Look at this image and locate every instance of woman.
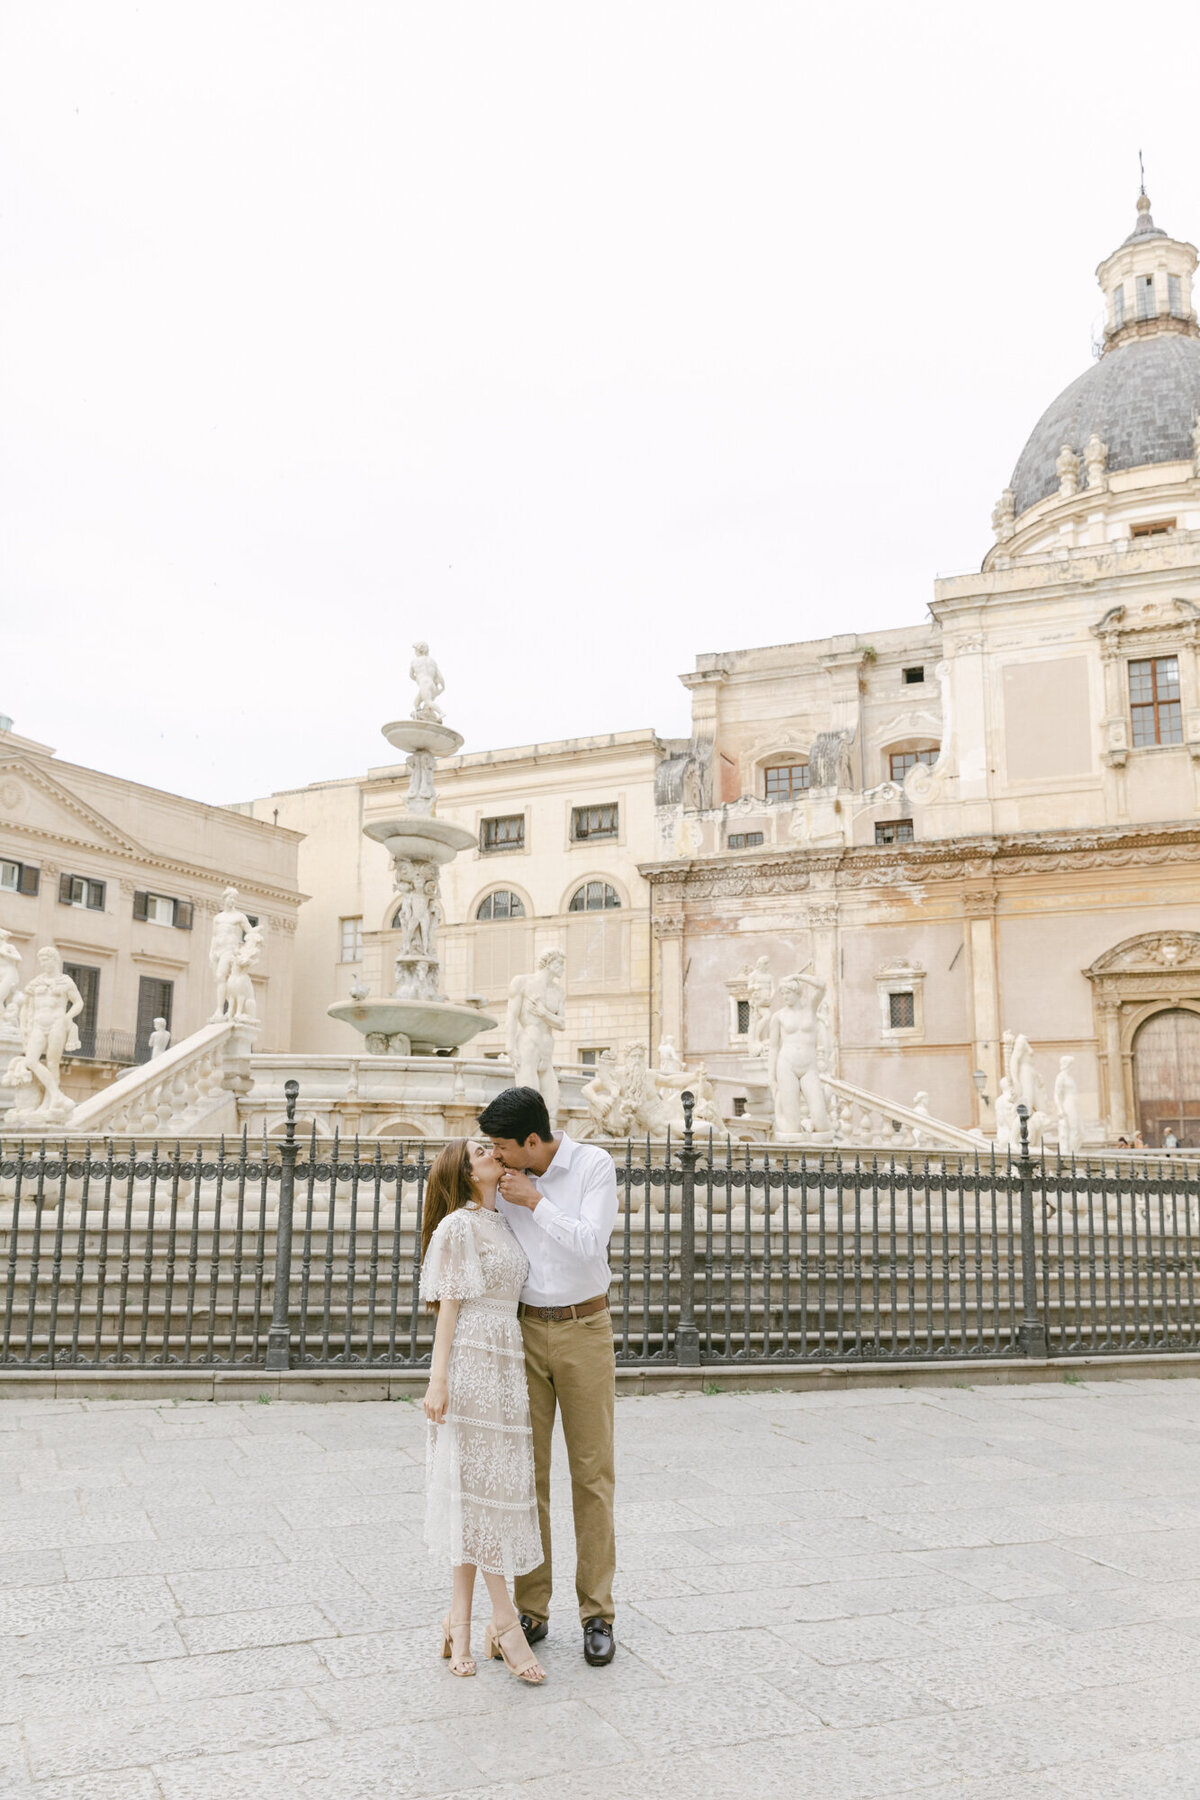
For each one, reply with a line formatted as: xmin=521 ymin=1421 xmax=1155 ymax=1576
xmin=420 ymin=1139 xmax=545 ymax=1684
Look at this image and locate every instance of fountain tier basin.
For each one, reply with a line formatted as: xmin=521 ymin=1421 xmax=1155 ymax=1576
xmin=381 ymin=719 xmax=464 ymax=758
xmin=362 ymin=817 xmax=476 ymax=866
xmin=327 ymin=997 xmax=498 ymax=1055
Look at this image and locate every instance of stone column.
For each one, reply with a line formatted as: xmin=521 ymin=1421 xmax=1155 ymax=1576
xmin=653 ymin=906 xmax=685 ymax=1058
xmin=805 ymin=900 xmax=840 ymax=1077
xmin=963 ymin=888 xmax=1000 ymax=1131
xmin=1096 ymin=994 xmax=1126 ymax=1138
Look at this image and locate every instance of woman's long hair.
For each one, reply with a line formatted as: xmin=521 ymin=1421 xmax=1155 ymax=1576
xmin=420 ymin=1139 xmax=478 ymax=1278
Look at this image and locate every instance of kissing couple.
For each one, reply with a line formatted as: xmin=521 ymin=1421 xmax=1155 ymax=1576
xmin=419 ymin=1085 xmax=619 ymax=1684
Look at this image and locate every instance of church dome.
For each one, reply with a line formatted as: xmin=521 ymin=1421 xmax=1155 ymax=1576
xmin=1010 ymin=333 xmax=1200 ymax=516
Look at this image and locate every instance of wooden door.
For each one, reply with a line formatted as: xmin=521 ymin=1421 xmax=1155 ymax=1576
xmin=1133 ymin=1009 xmax=1200 ymax=1147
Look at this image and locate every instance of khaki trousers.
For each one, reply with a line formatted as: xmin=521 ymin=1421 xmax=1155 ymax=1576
xmin=515 ymin=1308 xmax=616 ymax=1626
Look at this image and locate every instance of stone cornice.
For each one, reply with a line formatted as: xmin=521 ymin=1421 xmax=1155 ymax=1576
xmin=640 ymin=819 xmax=1200 ymax=900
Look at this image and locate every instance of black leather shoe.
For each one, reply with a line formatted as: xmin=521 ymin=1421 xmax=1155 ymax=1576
xmin=518 ymin=1613 xmax=548 ymax=1644
xmin=583 ymin=1617 xmax=615 ymax=1665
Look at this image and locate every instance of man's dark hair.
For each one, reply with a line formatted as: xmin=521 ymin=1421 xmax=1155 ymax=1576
xmin=478 ymin=1086 xmax=553 ymax=1143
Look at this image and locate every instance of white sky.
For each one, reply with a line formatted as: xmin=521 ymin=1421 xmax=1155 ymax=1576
xmin=3 ymin=1 xmax=1198 ymax=805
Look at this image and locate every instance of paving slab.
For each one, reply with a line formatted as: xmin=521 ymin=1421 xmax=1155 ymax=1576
xmin=0 ymin=1379 xmax=1194 ymax=1796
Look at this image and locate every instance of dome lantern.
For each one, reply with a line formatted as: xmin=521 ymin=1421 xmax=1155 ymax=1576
xmin=1096 ymin=190 xmax=1197 ymax=350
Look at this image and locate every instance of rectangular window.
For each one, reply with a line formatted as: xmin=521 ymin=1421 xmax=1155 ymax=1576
xmin=1169 ymin=273 xmax=1184 ymax=317
xmin=570 ymin=803 xmax=618 ymax=841
xmin=339 ymin=916 xmax=363 ymax=962
xmin=888 ymin=990 xmax=916 ymax=1030
xmin=732 ymin=1096 xmax=747 ymax=1118
xmin=1129 ymin=656 xmax=1183 ymax=747
xmin=133 ymin=891 xmax=193 ymax=929
xmin=134 ymin=976 xmax=173 ymax=1063
xmin=903 ymin=666 xmax=925 ymax=684
xmin=579 ymin=1047 xmax=609 ymax=1068
xmin=736 ymin=998 xmax=751 ymax=1035
xmin=62 ymin=962 xmax=100 ymax=1058
xmin=1130 ymin=519 xmax=1176 ymax=539
xmin=480 ymin=814 xmax=525 ymax=853
xmin=876 ymin=820 xmax=915 ymax=845
xmin=763 ymin=763 xmax=810 ymax=799
xmin=1113 ymin=284 xmax=1125 ymax=328
xmin=889 ymin=748 xmax=937 ymax=783
xmin=1137 ymin=273 xmax=1156 ymax=320
xmin=59 ymin=873 xmax=106 ymax=911
xmin=727 ymin=831 xmax=764 ymax=850
xmin=0 ymin=859 xmax=39 ymax=896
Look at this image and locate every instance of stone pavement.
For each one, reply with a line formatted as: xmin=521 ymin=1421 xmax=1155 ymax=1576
xmin=0 ymin=1379 xmax=1198 ymax=1798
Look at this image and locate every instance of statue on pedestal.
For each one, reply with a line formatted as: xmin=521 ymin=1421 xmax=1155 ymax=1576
xmin=148 ymin=1018 xmax=171 ymax=1060
xmin=209 ymin=887 xmax=257 ymax=1022
xmin=409 ymin=642 xmax=445 ymax=723
xmin=1055 ymin=1055 xmax=1083 ymax=1155
xmin=994 ymin=1075 xmax=1020 ymax=1151
xmin=767 ymin=968 xmax=830 ymax=1137
xmin=4 ymin=947 xmax=84 ymax=1124
xmin=582 ymin=1050 xmax=623 ymax=1136
xmin=506 ymin=950 xmax=567 ymax=1120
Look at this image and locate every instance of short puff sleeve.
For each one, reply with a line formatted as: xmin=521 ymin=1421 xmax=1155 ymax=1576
xmin=420 ymin=1209 xmax=487 ymax=1303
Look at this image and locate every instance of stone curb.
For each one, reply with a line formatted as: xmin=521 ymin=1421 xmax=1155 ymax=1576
xmin=0 ymin=1351 xmax=1196 ymax=1401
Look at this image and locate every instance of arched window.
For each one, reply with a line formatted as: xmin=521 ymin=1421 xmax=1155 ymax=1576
xmin=762 ymin=760 xmax=810 ymax=800
xmin=476 ymin=889 xmax=526 ymax=921
xmin=569 ymin=881 xmax=621 ymax=912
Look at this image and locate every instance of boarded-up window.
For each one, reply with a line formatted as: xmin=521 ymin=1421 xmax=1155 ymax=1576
xmin=1002 ymin=658 xmax=1093 ymax=782
xmin=472 ymin=924 xmax=533 ymax=1000
xmin=567 ymin=913 xmax=628 ymax=990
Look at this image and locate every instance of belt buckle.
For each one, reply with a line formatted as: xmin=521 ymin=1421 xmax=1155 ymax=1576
xmin=550 ymin=1305 xmax=569 ymax=1321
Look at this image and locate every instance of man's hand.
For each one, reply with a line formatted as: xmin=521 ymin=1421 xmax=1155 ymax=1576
xmin=498 ymin=1169 xmax=541 ymax=1211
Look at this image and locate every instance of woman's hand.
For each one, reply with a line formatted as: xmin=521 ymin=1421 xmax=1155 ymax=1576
xmin=424 ymin=1377 xmax=449 ymax=1424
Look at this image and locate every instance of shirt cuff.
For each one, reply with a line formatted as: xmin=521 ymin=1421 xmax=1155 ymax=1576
xmin=530 ymin=1193 xmax=561 ymax=1231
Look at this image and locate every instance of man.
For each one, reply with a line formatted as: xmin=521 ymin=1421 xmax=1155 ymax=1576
xmin=479 ymin=1084 xmax=618 ymax=1667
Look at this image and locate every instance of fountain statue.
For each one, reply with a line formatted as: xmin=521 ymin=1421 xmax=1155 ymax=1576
xmin=506 ymin=949 xmax=567 ymax=1121
xmin=209 ymin=888 xmax=259 ymax=1023
xmin=327 ymin=647 xmax=497 ymax=1056
xmin=1055 ymin=1055 xmax=1083 ymax=1155
xmin=3 ymin=947 xmax=84 ymax=1127
xmin=767 ymin=968 xmax=831 ymax=1139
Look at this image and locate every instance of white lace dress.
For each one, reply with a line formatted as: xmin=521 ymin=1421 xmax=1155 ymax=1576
xmin=420 ymin=1205 xmax=543 ymax=1578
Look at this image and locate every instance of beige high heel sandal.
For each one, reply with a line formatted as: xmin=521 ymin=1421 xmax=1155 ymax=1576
xmin=484 ymin=1615 xmax=546 ymax=1684
xmin=440 ymin=1612 xmax=476 ymax=1676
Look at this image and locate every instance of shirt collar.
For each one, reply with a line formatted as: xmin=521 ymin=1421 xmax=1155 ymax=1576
xmin=539 ymin=1131 xmax=575 ymax=1177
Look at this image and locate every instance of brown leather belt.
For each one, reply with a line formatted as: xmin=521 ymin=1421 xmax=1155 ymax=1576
xmin=518 ymin=1294 xmax=609 ymax=1322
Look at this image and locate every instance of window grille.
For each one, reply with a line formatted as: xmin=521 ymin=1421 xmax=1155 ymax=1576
xmin=889 ymin=991 xmax=915 ymax=1030
xmin=480 ymin=815 xmax=525 ymax=852
xmin=476 ymin=890 xmax=525 ymax=921
xmin=876 ymin=820 xmax=915 ymax=845
xmin=728 ymin=831 xmax=763 ymax=850
xmin=736 ymin=999 xmax=751 ymax=1035
xmin=570 ymin=804 xmax=618 ymax=841
xmin=568 ymin=881 xmax=621 ymax=912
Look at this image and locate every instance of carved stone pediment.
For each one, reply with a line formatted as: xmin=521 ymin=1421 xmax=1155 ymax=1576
xmin=1085 ymin=931 xmax=1200 ymax=978
xmin=1092 ymin=597 xmax=1199 ymax=650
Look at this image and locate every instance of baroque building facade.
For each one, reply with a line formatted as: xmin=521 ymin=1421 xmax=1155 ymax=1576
xmin=644 ymin=190 xmax=1200 ymax=1146
xmin=0 ymin=720 xmax=303 ymax=1100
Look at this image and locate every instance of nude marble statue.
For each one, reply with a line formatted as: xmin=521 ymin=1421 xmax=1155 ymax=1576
xmin=767 ymin=968 xmax=830 ymax=1137
xmin=506 ymin=950 xmax=567 ymax=1120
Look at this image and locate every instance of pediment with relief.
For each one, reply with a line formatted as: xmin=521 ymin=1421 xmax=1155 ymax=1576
xmin=1085 ymin=932 xmax=1200 ymax=978
xmin=0 ymin=757 xmax=149 ymax=859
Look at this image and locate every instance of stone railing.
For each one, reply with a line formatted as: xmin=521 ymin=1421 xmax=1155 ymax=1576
xmin=822 ymin=1076 xmax=985 ymax=1152
xmin=65 ymin=1021 xmax=257 ymax=1140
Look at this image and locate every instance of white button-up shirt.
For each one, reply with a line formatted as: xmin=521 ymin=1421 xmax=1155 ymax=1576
xmin=496 ymin=1132 xmax=619 ymax=1307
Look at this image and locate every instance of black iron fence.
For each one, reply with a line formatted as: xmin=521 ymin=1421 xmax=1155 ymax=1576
xmin=0 ymin=1082 xmax=1197 ymax=1371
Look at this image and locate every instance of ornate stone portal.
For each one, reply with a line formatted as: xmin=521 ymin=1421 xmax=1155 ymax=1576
xmin=327 ymin=650 xmax=497 ymax=1057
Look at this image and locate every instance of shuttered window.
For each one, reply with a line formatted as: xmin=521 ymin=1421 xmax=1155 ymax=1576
xmin=0 ymin=860 xmax=39 ymax=896
xmin=135 ymin=977 xmax=174 ymax=1063
xmin=59 ymin=873 xmax=106 ymax=910
xmin=133 ymin=891 xmax=193 ymax=929
xmin=62 ymin=963 xmax=100 ymax=1058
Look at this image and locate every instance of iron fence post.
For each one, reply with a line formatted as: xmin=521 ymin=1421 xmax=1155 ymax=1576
xmin=1016 ymin=1103 xmax=1047 ymax=1358
xmin=266 ymin=1080 xmax=299 ymax=1371
xmin=674 ymin=1091 xmax=701 ymax=1365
